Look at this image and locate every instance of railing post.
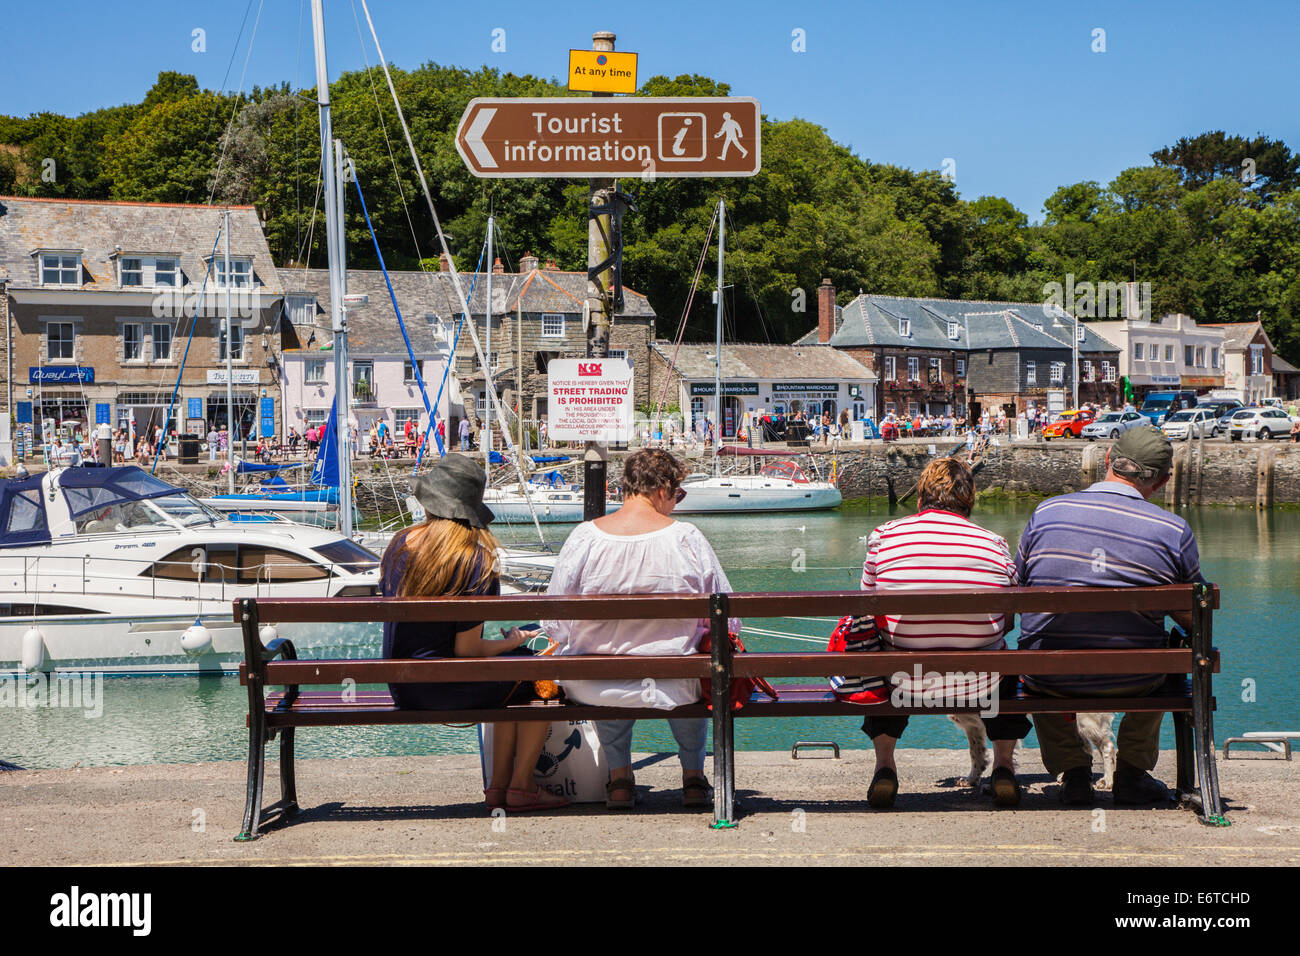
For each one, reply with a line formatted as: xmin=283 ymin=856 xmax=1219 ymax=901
xmin=709 ymin=591 xmax=736 ymax=828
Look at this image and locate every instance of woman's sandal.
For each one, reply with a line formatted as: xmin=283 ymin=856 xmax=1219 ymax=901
xmin=504 ymin=787 xmax=570 ymax=812
xmin=484 ymin=787 xmax=507 ymax=810
xmin=682 ymin=775 xmax=713 ymax=809
xmin=605 ymin=776 xmax=637 ymax=810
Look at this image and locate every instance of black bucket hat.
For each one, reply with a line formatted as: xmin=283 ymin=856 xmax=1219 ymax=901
xmin=411 ymin=454 xmax=495 ymax=529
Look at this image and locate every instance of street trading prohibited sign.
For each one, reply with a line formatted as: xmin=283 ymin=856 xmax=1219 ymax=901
xmin=548 ymin=358 xmax=634 ymax=442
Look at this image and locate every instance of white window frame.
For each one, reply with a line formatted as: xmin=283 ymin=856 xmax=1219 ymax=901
xmin=403 ymin=360 xmax=420 ymax=384
xmin=154 ymin=258 xmax=179 ymax=287
xmin=46 ymin=321 xmax=75 ymax=361
xmin=1083 ymin=361 xmax=1095 ymax=382
xmin=219 ymin=321 xmax=244 ymax=361
xmin=304 ymin=360 xmax=326 ymax=384
xmin=1250 ymin=346 xmax=1264 ymax=375
xmin=1134 ymin=342 xmax=1144 ymax=361
xmin=304 ymin=408 xmax=329 ymax=429
xmin=1050 ymin=361 xmax=1065 ymax=384
xmin=152 ymin=322 xmax=173 ymax=362
xmin=956 ymin=358 xmax=966 ymax=377
xmin=41 ymin=253 xmax=81 ymax=286
xmin=1212 ymin=347 xmax=1220 ymax=369
xmin=212 ymin=258 xmax=253 ymax=288
xmin=898 ymin=318 xmax=911 ymax=337
xmin=884 ymin=355 xmax=897 ymax=381
xmin=1076 ymin=324 xmax=1086 ymax=342
xmin=1025 ymin=360 xmax=1037 ymax=386
xmin=947 ymin=321 xmax=959 ymax=340
xmin=394 ymin=408 xmax=421 ymax=431
xmin=1164 ymin=344 xmax=1174 ymax=363
xmin=1102 ymin=361 xmax=1116 ymax=383
xmin=120 ymin=257 xmax=144 ymax=287
xmin=1185 ymin=345 xmax=1195 ymax=367
xmin=907 ymin=356 xmax=920 ymax=381
xmin=1195 ymin=346 xmax=1205 ymax=368
xmin=542 ymin=313 xmax=565 ymax=338
xmin=352 ymin=360 xmax=374 ymax=401
xmin=123 ymin=323 xmax=144 ymax=362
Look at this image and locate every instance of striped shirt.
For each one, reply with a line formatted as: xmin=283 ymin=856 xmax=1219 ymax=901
xmin=862 ymin=509 xmax=1017 ymax=699
xmin=1014 ymin=480 xmax=1204 ymax=695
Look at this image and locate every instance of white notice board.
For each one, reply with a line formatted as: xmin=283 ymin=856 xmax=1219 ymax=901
xmin=547 ymin=358 xmax=633 ymax=442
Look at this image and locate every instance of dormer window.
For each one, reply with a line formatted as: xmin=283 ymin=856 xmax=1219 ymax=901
xmin=1076 ymin=324 xmax=1086 ymax=342
xmin=121 ymin=258 xmax=144 ymax=287
xmin=154 ymin=259 xmax=179 ymax=287
xmin=947 ymin=321 xmax=959 ymax=340
xmin=40 ymin=253 xmax=81 ymax=286
xmin=211 ymin=258 xmax=253 ymax=288
xmin=898 ymin=318 xmax=910 ymax=337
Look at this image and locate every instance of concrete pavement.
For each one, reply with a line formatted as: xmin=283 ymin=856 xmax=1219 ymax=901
xmin=3 ymin=749 xmax=1297 ymax=866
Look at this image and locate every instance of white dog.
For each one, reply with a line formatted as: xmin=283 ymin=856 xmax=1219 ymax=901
xmin=951 ymin=713 xmax=1116 ymax=790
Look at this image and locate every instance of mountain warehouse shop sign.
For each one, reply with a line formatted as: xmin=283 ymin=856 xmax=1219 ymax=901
xmin=548 ymin=358 xmax=633 ymax=443
xmin=30 ymin=366 xmax=94 ymax=384
xmin=771 ymin=382 xmax=840 ymax=395
xmin=689 ymin=381 xmax=759 ymax=396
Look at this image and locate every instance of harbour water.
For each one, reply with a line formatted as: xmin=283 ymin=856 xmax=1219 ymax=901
xmin=5 ymin=501 xmax=1297 ymax=770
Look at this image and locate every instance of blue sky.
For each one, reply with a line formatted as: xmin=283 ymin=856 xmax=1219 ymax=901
xmin=3 ymin=0 xmax=1297 ymax=221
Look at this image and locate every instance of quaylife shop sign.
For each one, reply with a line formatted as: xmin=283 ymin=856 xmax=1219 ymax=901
xmin=685 ymin=379 xmax=848 ymax=434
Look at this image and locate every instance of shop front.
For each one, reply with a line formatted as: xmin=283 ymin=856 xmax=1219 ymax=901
xmin=686 ymin=381 xmax=759 ymax=439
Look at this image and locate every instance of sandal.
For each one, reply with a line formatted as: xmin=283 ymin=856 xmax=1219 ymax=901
xmin=504 ymin=786 xmax=570 ymax=812
xmin=867 ymin=766 xmax=898 ymax=809
xmin=605 ymin=776 xmax=637 ymax=810
xmin=484 ymin=787 xmax=507 ymax=810
xmin=682 ymin=775 xmax=712 ymax=809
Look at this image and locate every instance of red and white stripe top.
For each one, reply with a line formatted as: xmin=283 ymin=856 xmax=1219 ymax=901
xmin=861 ymin=509 xmax=1017 ymax=698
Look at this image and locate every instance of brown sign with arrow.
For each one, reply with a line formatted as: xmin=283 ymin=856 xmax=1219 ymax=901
xmin=455 ymin=96 xmax=760 ymax=179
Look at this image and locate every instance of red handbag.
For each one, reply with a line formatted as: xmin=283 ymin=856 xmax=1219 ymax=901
xmin=698 ymin=631 xmax=779 ymax=711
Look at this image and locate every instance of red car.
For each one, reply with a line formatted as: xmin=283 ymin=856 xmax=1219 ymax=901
xmin=1041 ymin=409 xmax=1095 ymax=440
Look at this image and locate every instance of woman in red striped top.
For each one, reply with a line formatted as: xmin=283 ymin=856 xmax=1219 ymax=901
xmin=859 ymin=458 xmax=1031 ymax=808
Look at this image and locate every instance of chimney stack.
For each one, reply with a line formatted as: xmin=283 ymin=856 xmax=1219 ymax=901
xmin=438 ymin=252 xmax=451 ymax=272
xmin=520 ymin=251 xmax=539 ymax=272
xmin=544 ymin=258 xmax=559 ymax=271
xmin=817 ymin=278 xmax=836 ymax=344
xmin=492 ymin=257 xmax=505 ymax=274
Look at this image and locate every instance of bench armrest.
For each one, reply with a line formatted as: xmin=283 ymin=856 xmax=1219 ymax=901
xmin=261 ymin=638 xmax=298 ymax=663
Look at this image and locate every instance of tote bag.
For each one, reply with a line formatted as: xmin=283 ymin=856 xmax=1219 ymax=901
xmin=479 ymin=719 xmax=608 ymax=803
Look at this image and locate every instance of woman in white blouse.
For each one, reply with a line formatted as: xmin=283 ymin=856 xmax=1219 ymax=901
xmin=542 ymin=449 xmax=738 ymax=810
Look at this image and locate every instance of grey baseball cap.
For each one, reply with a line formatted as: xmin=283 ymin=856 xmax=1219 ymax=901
xmin=1111 ymin=425 xmax=1173 ymax=477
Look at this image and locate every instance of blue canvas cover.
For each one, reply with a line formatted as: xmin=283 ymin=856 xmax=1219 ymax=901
xmin=0 ymin=473 xmax=51 ymax=547
xmin=310 ymin=403 xmax=340 ymax=489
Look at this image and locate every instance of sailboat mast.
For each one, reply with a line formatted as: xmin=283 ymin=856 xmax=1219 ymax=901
xmin=485 ymin=214 xmax=494 ymax=466
xmin=310 ymin=0 xmax=353 ymax=537
xmin=714 ymin=199 xmax=725 ymax=475
xmin=223 ymin=209 xmax=235 ymax=494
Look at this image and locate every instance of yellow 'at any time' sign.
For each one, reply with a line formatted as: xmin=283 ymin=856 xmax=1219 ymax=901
xmin=568 ymin=50 xmax=638 ymax=94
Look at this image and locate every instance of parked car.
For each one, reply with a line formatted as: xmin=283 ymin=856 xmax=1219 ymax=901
xmin=1137 ymin=390 xmax=1199 ymax=426
xmin=1041 ymin=408 xmax=1096 ymax=440
xmin=1081 ymin=410 xmax=1146 ymax=440
xmin=1227 ymin=406 xmax=1292 ymax=441
xmin=1161 ymin=408 xmax=1216 ymax=441
xmin=1199 ymin=399 xmax=1243 ymax=432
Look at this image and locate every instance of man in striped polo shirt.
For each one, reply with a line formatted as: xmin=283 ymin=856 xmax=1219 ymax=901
xmin=1015 ymin=425 xmax=1203 ymax=806
xmin=860 ymin=458 xmax=1031 ymax=808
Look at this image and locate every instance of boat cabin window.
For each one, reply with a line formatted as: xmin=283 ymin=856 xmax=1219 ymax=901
xmin=5 ymin=489 xmax=47 ymax=535
xmin=76 ymin=500 xmax=167 ymax=534
xmin=147 ymin=544 xmax=330 ymax=582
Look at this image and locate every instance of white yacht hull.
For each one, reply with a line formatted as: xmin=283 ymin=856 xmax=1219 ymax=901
xmin=674 ymin=478 xmax=842 ymax=513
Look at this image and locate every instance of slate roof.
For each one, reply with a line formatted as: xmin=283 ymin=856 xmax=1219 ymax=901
xmin=651 ymin=342 xmax=877 ymax=381
xmin=1272 ymin=355 xmax=1298 ymax=374
xmin=795 ymin=294 xmax=1120 ymax=354
xmin=0 ymin=195 xmax=281 ymax=295
xmin=283 ymin=266 xmax=655 ymax=355
xmin=1200 ymin=322 xmax=1273 ymax=352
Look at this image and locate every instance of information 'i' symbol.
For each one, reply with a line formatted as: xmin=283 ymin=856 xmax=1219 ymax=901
xmin=672 ymin=117 xmax=693 ymax=156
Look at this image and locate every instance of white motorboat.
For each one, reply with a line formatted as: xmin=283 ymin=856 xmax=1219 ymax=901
xmin=675 ymin=452 xmax=842 ymax=514
xmin=483 ymin=477 xmax=622 ymax=524
xmin=0 ymin=465 xmax=385 ymax=676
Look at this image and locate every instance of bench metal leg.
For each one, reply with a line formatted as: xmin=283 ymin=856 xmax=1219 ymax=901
xmin=1173 ymin=711 xmax=1195 ymax=797
xmin=279 ymin=727 xmax=299 ymax=817
xmin=1190 ymin=583 xmax=1227 ymax=826
xmin=709 ymin=593 xmax=737 ymax=829
xmin=236 ymin=718 xmax=267 ymax=842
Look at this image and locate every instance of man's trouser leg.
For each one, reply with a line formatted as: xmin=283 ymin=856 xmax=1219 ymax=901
xmin=1032 ymin=713 xmax=1093 ymax=776
xmin=1115 ymin=711 xmax=1163 ymax=772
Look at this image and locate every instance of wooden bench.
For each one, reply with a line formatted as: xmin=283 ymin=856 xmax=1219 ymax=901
xmin=234 ymin=583 xmax=1223 ymax=840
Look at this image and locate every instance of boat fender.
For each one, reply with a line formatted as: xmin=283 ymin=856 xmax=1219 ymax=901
xmin=21 ymin=627 xmax=46 ymax=673
xmin=259 ymin=624 xmax=279 ymax=646
xmin=180 ymin=622 xmax=213 ymax=655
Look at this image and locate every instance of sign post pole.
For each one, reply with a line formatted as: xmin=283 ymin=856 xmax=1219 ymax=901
xmin=584 ymin=30 xmax=616 ymax=521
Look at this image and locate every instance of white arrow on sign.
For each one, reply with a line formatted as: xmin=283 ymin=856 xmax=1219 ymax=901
xmin=465 ymin=107 xmax=497 ymax=169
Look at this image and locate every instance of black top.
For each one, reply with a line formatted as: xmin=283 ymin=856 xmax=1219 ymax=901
xmin=379 ymin=526 xmax=499 ymax=661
